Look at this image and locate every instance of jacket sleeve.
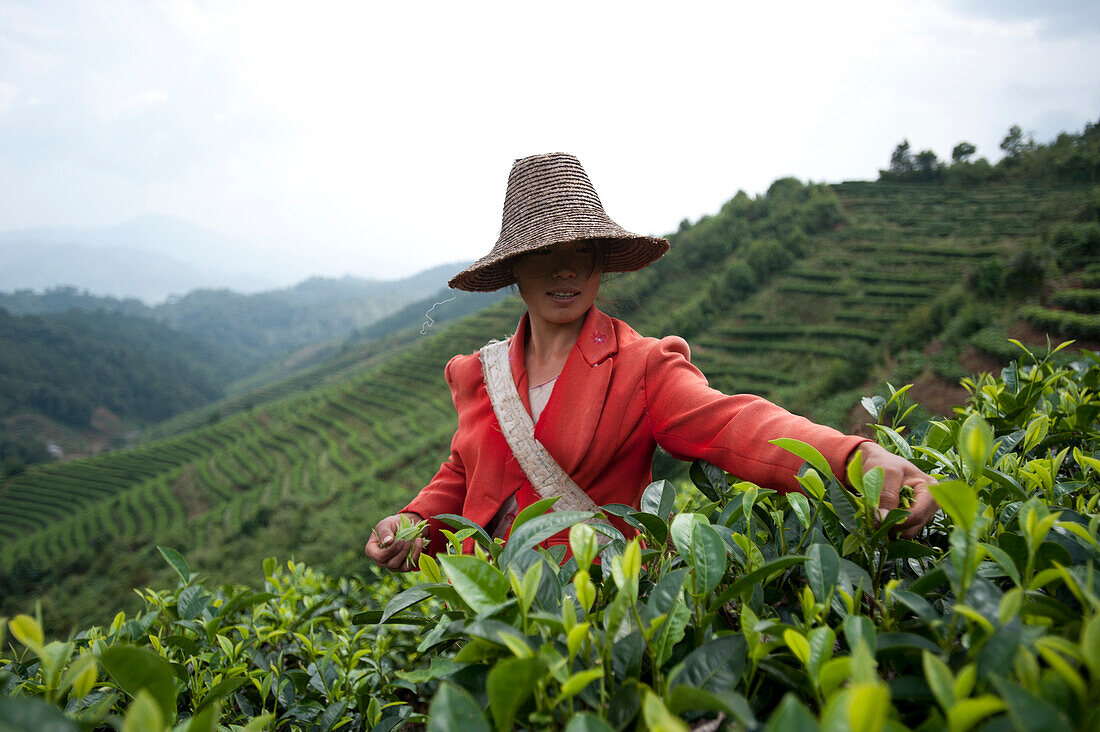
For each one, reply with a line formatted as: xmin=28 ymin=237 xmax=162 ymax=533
xmin=643 ymin=336 xmax=868 ymax=493
xmin=401 ymin=356 xmax=469 ymax=552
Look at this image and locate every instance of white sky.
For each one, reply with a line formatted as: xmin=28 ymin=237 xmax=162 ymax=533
xmin=1 ymin=0 xmax=1098 ymax=282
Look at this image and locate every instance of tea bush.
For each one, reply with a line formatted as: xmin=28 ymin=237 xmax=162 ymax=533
xmin=3 ymin=342 xmax=1099 ymax=730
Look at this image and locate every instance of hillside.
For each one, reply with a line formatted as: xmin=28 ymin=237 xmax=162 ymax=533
xmin=2 ymin=169 xmax=1095 ymax=630
xmin=0 ymin=264 xmax=474 ymax=465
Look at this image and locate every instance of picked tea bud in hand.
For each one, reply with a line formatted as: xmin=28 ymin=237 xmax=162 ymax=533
xmin=391 ymin=514 xmax=429 ymax=545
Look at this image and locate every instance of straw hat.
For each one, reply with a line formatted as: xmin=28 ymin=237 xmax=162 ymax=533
xmin=449 ymin=153 xmax=670 ymax=292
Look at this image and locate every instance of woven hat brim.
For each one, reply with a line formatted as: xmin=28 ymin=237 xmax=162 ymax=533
xmin=448 ymin=232 xmax=669 ymax=292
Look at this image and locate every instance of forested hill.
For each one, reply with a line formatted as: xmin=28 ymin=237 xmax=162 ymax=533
xmin=2 ymin=121 xmax=1098 ymax=631
xmin=0 ymin=263 xmax=469 ymax=372
xmin=0 ymin=309 xmax=235 ymax=449
xmin=0 ymin=264 xmax=471 ymax=463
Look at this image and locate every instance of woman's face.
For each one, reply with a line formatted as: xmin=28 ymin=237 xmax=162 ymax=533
xmin=512 ymin=240 xmax=602 ymax=327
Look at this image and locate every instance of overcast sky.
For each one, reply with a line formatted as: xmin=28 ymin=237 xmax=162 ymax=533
xmin=1 ymin=0 xmax=1098 ymax=283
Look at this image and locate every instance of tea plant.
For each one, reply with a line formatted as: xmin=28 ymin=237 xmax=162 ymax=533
xmin=2 ymin=343 xmax=1098 ymax=730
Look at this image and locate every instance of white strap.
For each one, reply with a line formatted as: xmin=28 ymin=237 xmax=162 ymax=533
xmin=480 ymin=339 xmax=602 ymax=515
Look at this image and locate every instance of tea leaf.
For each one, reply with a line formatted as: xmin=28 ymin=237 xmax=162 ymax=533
xmin=929 ymin=480 xmax=977 ymax=534
xmin=437 ymin=555 xmax=509 ymax=614
xmin=641 ymin=479 xmax=677 ymax=519
xmin=689 ymin=521 xmax=727 ymax=594
xmin=428 ymin=683 xmax=490 ymax=732
xmin=564 ymin=713 xmax=615 ymax=732
xmin=157 ymin=546 xmax=190 ymax=584
xmin=690 ymin=460 xmax=728 ymax=501
xmin=487 ymin=656 xmax=540 ymax=731
xmin=100 ymin=646 xmax=178 ymax=725
xmin=121 ymin=690 xmax=163 ymax=732
xmin=958 ymin=413 xmax=994 ymax=478
xmin=765 ymin=693 xmax=821 ymax=731
xmin=846 ymin=682 xmax=890 ymax=732
xmin=806 ymin=543 xmax=840 ymax=603
xmin=497 ymin=510 xmax=593 ymax=571
xmin=670 ymin=635 xmax=747 ymax=692
xmin=556 ymin=668 xmax=603 ymax=704
xmin=772 ymin=438 xmax=834 ymax=482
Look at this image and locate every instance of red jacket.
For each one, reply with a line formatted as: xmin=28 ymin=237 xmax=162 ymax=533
xmin=403 ymin=306 xmax=867 ymax=553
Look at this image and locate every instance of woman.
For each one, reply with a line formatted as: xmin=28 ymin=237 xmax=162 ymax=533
xmin=366 ymin=153 xmax=937 ymax=571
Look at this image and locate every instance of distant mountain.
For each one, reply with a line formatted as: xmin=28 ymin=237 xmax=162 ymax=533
xmin=0 ymin=240 xmax=248 ymax=304
xmin=0 ymin=215 xmax=282 ymax=301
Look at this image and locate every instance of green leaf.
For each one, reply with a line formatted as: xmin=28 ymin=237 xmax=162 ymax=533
xmin=765 ymin=693 xmax=821 ymax=732
xmin=630 ymin=511 xmax=669 ymax=545
xmin=434 ymin=514 xmax=495 ymax=550
xmin=667 ymin=686 xmax=756 ymax=726
xmin=381 ymin=586 xmax=434 ymax=623
xmin=8 ymin=614 xmax=44 ymax=655
xmin=642 ymin=690 xmax=689 ymax=732
xmin=846 ymin=447 xmax=865 ymax=495
xmin=397 ymin=657 xmax=467 ymax=684
xmin=318 ymin=702 xmax=349 ymax=732
xmin=788 ymin=492 xmax=812 ymax=529
xmin=511 ymin=496 xmax=560 ymax=534
xmin=922 ymin=651 xmax=955 ymax=711
xmin=438 ymin=555 xmax=509 ymax=614
xmin=179 ymin=700 xmax=219 ymax=732
xmin=826 ymin=476 xmax=859 ymax=532
xmin=496 ymin=510 xmax=593 ymax=571
xmin=719 ymin=556 xmax=808 ymax=600
xmin=979 ymin=542 xmax=1021 ymax=586
xmin=928 ymin=479 xmax=977 ymax=534
xmin=807 ymin=626 xmax=835 ymax=681
xmin=238 ymin=714 xmax=276 ymax=732
xmin=640 ymin=479 xmax=677 ymax=519
xmin=0 ymin=696 xmax=80 ymax=732
xmin=123 ymin=690 xmax=164 ymax=732
xmin=195 ymin=676 xmax=248 ymax=713
xmin=428 ymin=683 xmax=490 ymax=732
xmin=690 ymin=460 xmax=728 ymax=501
xmin=689 ymin=521 xmax=728 ymax=594
xmin=488 ymin=658 xmax=539 ymax=729
xmin=784 ymin=629 xmax=811 ymax=666
xmin=670 ymin=635 xmax=747 ymax=692
xmin=564 ymin=713 xmax=614 ymax=732
xmin=157 ymin=546 xmax=190 ymax=584
xmin=63 ymin=654 xmax=98 ymax=699
xmin=862 ymin=466 xmax=884 ymax=515
xmin=101 ymin=646 xmax=178 ymax=725
xmin=651 ymin=598 xmax=691 ymax=669
xmin=1082 ymin=614 xmax=1100 ymax=679
xmin=948 ymin=695 xmax=1006 ymax=732
xmin=669 ymin=512 xmax=703 ymax=558
xmin=846 ymin=682 xmax=890 ymax=732
xmin=990 ymin=675 xmax=1071 ymax=731
xmin=556 ymin=668 xmax=604 ymax=704
xmin=772 ymin=438 xmax=834 ymax=482
xmin=843 ymin=616 xmax=877 ymax=656
xmin=958 ymin=413 xmax=994 ymax=477
xmin=806 ymin=543 xmax=840 ymax=603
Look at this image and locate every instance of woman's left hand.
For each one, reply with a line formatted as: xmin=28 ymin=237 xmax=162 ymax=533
xmin=849 ymin=442 xmax=938 ymax=539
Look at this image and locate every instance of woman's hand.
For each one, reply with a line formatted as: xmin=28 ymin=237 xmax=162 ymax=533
xmin=850 ymin=442 xmax=938 ymax=539
xmin=365 ymin=513 xmax=427 ymax=572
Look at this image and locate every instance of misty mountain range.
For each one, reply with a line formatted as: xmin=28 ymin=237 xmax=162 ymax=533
xmin=0 ymin=215 xmax=386 ymax=302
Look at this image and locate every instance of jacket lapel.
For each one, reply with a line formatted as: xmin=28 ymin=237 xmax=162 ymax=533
xmin=533 ymin=306 xmax=617 ymax=477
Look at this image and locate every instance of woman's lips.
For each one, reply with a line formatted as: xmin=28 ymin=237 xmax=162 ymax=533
xmin=547 ymin=290 xmax=580 ymax=301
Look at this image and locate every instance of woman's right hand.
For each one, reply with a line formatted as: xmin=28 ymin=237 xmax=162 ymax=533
xmin=365 ymin=513 xmax=426 ymax=572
